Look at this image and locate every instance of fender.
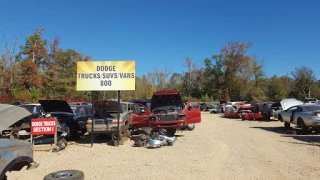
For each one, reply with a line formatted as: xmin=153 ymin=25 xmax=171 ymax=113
xmin=0 ymin=156 xmax=34 ymax=179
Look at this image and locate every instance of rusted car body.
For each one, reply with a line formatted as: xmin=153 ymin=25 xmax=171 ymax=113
xmin=0 ymin=104 xmax=39 ymax=179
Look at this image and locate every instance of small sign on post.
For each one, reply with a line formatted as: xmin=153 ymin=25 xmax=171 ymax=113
xmin=31 ymin=118 xmax=57 ymax=135
xmin=31 ymin=118 xmax=58 ymax=148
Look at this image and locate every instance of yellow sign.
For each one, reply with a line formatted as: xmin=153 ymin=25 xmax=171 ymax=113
xmin=76 ymin=61 xmax=136 ymax=91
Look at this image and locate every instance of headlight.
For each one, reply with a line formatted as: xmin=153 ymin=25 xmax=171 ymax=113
xmin=179 ymin=115 xmax=186 ymax=120
xmin=45 ymin=113 xmax=51 ymax=118
xmin=149 ymin=117 xmax=156 ymax=121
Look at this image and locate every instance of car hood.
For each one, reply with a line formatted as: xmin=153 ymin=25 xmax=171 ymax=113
xmin=93 ymin=100 xmax=123 ymax=113
xmin=39 ymin=100 xmax=73 ymax=114
xmin=238 ymin=106 xmax=254 ymax=110
xmin=280 ymin=98 xmax=303 ymax=110
xmin=0 ymin=104 xmax=32 ymax=132
xmin=151 ymin=90 xmax=183 ymax=111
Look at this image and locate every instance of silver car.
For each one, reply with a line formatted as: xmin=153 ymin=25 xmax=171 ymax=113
xmin=278 ymin=104 xmax=320 ymax=130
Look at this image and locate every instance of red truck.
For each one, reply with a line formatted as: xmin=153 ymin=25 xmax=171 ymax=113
xmin=130 ymin=90 xmax=201 ymax=136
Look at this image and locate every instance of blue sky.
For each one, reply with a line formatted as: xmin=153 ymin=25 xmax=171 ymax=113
xmin=1 ymin=0 xmax=319 ymax=79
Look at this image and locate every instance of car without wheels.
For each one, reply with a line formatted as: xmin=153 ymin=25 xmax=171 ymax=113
xmin=0 ymin=104 xmax=39 ymax=180
xmin=86 ymin=100 xmax=134 ymax=141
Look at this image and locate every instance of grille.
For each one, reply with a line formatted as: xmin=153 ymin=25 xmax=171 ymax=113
xmin=156 ymin=114 xmax=178 ymax=121
xmin=93 ymin=119 xmax=111 ymax=125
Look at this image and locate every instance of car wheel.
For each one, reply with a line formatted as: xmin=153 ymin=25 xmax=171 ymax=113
xmin=284 ymin=122 xmax=290 ymax=129
xmin=241 ymin=114 xmax=245 ymax=121
xmin=186 ymin=123 xmax=195 ymax=131
xmin=2 ymin=174 xmax=7 ymax=180
xmin=43 ymin=170 xmax=84 ymax=180
xmin=53 ymin=137 xmax=68 ymax=152
xmin=298 ymin=119 xmax=308 ymax=131
xmin=111 ymin=133 xmax=122 ymax=141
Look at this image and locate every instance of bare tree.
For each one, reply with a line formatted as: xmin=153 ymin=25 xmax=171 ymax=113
xmin=0 ymin=36 xmax=19 ymax=88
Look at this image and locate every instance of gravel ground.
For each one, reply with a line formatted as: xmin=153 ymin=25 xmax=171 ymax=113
xmin=7 ymin=112 xmax=320 ymax=180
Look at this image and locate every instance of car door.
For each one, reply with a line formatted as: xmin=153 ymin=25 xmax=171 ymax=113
xmin=136 ymin=103 xmax=152 ymax=125
xmin=282 ymin=106 xmax=297 ymax=122
xmin=184 ymin=98 xmax=201 ymax=124
xmin=131 ymin=104 xmax=142 ymax=127
xmin=291 ymin=106 xmax=303 ymax=124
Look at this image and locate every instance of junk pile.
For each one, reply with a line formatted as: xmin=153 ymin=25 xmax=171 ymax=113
xmin=130 ymin=128 xmax=177 ymax=148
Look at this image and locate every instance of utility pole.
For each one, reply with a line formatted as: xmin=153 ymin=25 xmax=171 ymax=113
xmin=308 ymin=87 xmax=311 ymax=98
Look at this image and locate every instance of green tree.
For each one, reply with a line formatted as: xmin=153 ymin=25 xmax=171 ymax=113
xmin=266 ymin=75 xmax=288 ymax=101
xmin=290 ymin=66 xmax=317 ymax=100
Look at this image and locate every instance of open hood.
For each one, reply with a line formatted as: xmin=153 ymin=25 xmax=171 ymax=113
xmin=280 ymin=98 xmax=303 ymax=110
xmin=151 ymin=90 xmax=183 ymax=111
xmin=0 ymin=104 xmax=31 ymax=132
xmin=238 ymin=106 xmax=254 ymax=110
xmin=39 ymin=100 xmax=73 ymax=114
xmin=93 ymin=100 xmax=123 ymax=113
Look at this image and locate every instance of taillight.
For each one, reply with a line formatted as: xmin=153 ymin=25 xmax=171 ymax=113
xmin=112 ymin=121 xmax=123 ymax=124
xmin=312 ymin=112 xmax=320 ymax=117
xmin=87 ymin=119 xmax=92 ymax=125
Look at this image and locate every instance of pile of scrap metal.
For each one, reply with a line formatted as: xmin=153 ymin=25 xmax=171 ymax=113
xmin=130 ymin=128 xmax=177 ymax=148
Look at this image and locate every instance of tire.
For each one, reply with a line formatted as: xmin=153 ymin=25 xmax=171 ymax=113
xmin=241 ymin=114 xmax=245 ymax=121
xmin=111 ymin=133 xmax=122 ymax=141
xmin=284 ymin=122 xmax=290 ymax=129
xmin=186 ymin=123 xmax=195 ymax=131
xmin=53 ymin=137 xmax=68 ymax=152
xmin=43 ymin=170 xmax=84 ymax=180
xmin=298 ymin=119 xmax=308 ymax=131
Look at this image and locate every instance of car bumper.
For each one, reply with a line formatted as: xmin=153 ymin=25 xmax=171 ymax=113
xmin=26 ymin=162 xmax=40 ymax=170
xmin=149 ymin=120 xmax=186 ymax=129
xmin=86 ymin=124 xmax=126 ymax=133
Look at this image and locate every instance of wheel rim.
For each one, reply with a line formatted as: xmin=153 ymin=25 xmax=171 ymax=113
xmin=188 ymin=124 xmax=195 ymax=128
xmin=112 ymin=133 xmax=121 ymax=140
xmin=53 ymin=173 xmax=73 ymax=178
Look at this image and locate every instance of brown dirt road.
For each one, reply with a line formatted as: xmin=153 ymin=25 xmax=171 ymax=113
xmin=8 ymin=112 xmax=320 ymax=180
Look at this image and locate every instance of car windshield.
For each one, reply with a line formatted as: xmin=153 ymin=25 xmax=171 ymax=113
xmin=153 ymin=105 xmax=181 ymax=113
xmin=121 ymin=103 xmax=128 ymax=112
xmin=71 ymin=107 xmax=77 ymax=114
xmin=20 ymin=105 xmax=41 ymax=114
xmin=94 ymin=109 xmax=118 ymax=118
xmin=304 ymin=105 xmax=320 ymax=112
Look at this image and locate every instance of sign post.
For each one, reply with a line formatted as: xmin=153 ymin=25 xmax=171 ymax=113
xmin=76 ymin=61 xmax=136 ymax=147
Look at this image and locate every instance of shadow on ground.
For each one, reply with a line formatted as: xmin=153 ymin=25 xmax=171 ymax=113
xmin=251 ymin=126 xmax=320 ymax=147
xmin=70 ymin=134 xmax=131 ymax=147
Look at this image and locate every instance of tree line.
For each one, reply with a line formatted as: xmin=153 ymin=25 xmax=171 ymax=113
xmin=1 ymin=28 xmax=319 ymax=103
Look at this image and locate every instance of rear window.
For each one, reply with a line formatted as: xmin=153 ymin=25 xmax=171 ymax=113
xmin=304 ymin=106 xmax=320 ymax=112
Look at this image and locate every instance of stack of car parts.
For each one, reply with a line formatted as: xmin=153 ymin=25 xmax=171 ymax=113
xmin=130 ymin=129 xmax=177 ymax=148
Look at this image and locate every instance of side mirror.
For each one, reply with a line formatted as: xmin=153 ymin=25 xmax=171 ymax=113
xmin=188 ymin=106 xmax=192 ymax=110
xmin=140 ymin=109 xmax=146 ymax=113
xmin=128 ymin=110 xmax=133 ymax=114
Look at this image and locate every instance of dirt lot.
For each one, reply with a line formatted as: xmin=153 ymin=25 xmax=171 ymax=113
xmin=7 ymin=112 xmax=320 ymax=180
